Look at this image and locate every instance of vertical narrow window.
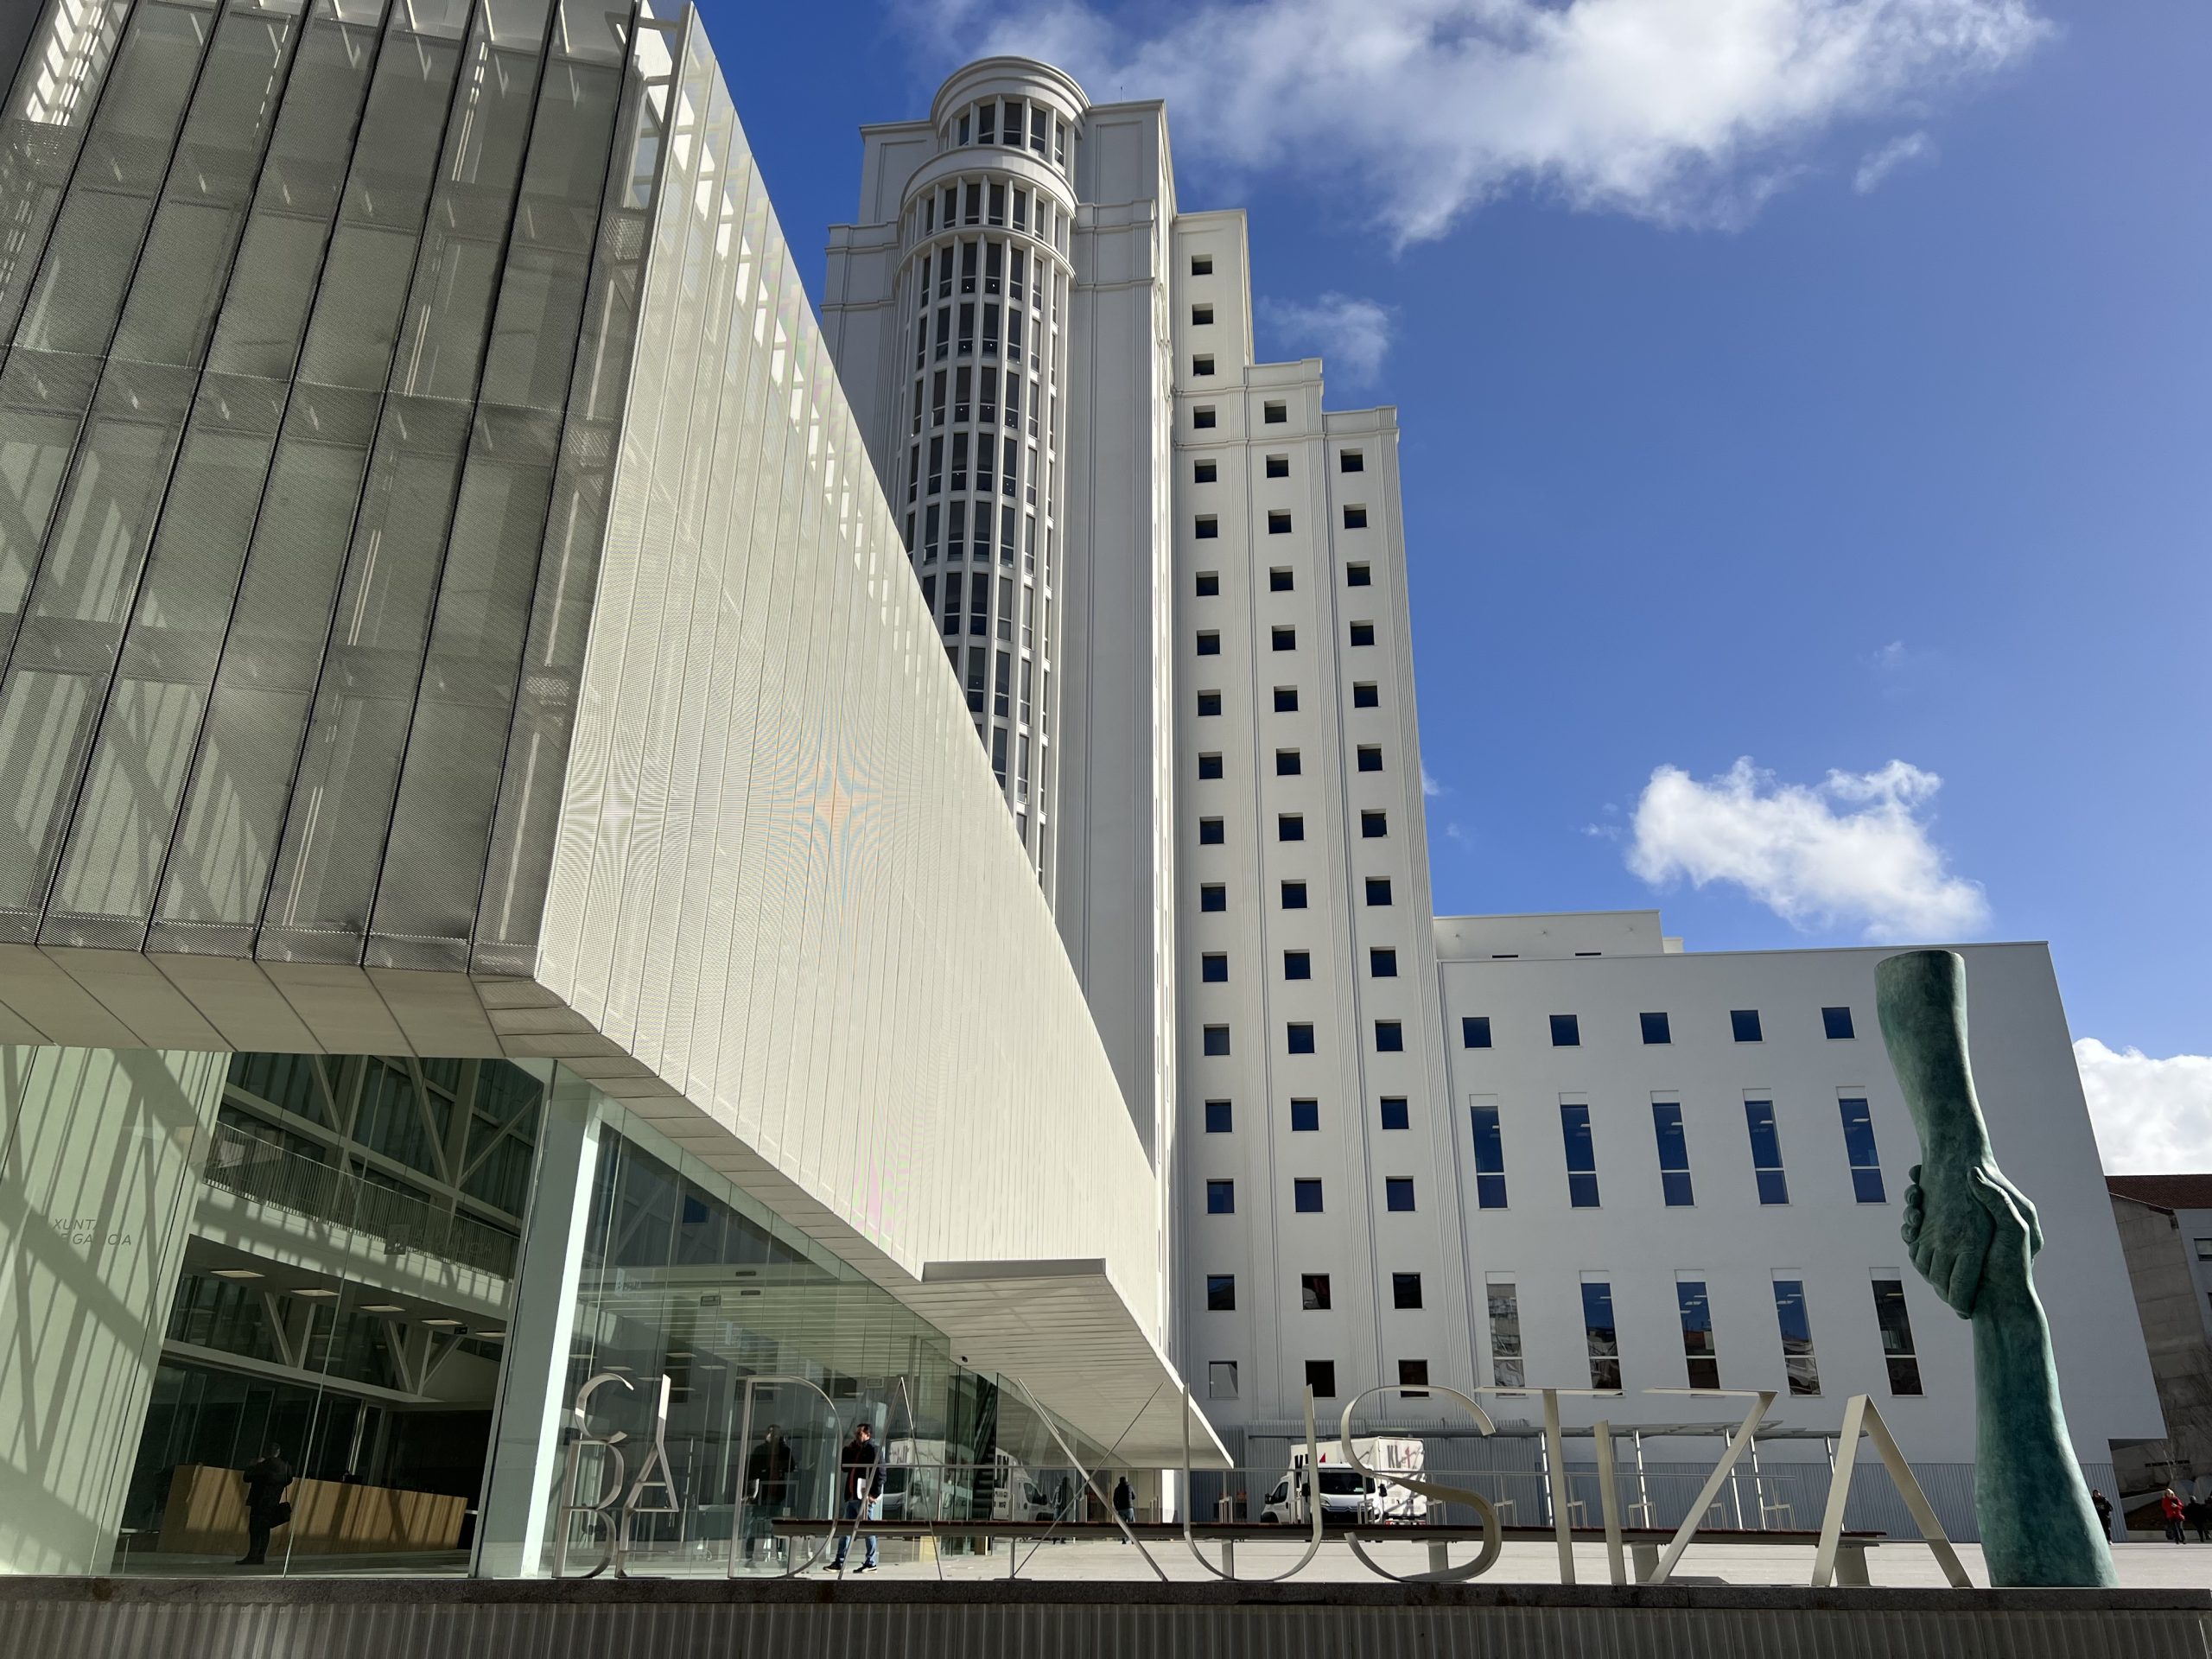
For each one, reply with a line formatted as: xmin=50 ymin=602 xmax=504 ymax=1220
xmin=1872 ymin=1278 xmax=1923 ymax=1395
xmin=1745 ymin=1100 xmax=1789 ymax=1204
xmin=1676 ymin=1278 xmax=1720 ymax=1389
xmin=993 ymin=649 xmax=1010 ymax=716
xmin=1378 ymin=1096 xmax=1409 ymax=1130
xmin=1582 ymin=1280 xmax=1621 ymax=1390
xmin=1463 ymin=1015 xmax=1491 ymax=1048
xmin=1205 ymin=1179 xmax=1234 ymax=1214
xmin=1560 ymin=1103 xmax=1599 ymax=1207
xmin=1840 ymin=1097 xmax=1886 ymax=1203
xmin=1652 ymin=1102 xmax=1694 ymax=1205
xmin=1488 ymin=1281 xmax=1524 ymax=1388
xmin=1469 ymin=1103 xmax=1507 ymax=1209
xmin=1772 ymin=1278 xmax=1821 ymax=1395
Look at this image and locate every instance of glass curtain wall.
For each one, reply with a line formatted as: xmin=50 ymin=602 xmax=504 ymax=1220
xmin=111 ymin=1050 xmax=547 ymax=1574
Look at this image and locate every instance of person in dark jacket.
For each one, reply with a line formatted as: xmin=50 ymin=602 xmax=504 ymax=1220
xmin=2091 ymin=1488 xmax=2114 ymax=1540
xmin=1114 ymin=1475 xmax=1135 ymax=1526
xmin=741 ymin=1426 xmax=796 ymax=1567
xmin=238 ymin=1443 xmax=291 ymax=1566
xmin=824 ymin=1422 xmax=885 ymax=1572
xmin=2189 ymin=1494 xmax=2212 ymax=1543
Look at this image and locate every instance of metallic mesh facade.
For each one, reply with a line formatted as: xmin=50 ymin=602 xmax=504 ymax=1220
xmin=0 ymin=0 xmax=646 ymax=971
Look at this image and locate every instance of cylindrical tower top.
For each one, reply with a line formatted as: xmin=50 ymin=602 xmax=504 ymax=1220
xmin=930 ymin=56 xmax=1090 ymax=131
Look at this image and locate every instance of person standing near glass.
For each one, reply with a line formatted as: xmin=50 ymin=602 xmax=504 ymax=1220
xmin=825 ymin=1422 xmax=885 ymax=1573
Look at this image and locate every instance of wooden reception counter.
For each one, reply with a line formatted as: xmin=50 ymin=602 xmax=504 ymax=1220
xmin=156 ymin=1465 xmax=467 ymax=1555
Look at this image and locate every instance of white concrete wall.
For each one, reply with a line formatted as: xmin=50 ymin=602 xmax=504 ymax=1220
xmin=0 ymin=1046 xmax=226 ymax=1572
xmin=1170 ymin=209 xmax=1469 ymax=1438
xmin=1434 ymin=929 xmax=2164 ymax=1465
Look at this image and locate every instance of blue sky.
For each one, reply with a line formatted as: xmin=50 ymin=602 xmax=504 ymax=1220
xmin=708 ymin=0 xmax=2210 ymax=1166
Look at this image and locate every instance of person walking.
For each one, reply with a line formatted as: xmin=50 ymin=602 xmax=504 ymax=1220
xmin=2190 ymin=1494 xmax=2212 ymax=1543
xmin=236 ymin=1443 xmax=292 ymax=1567
xmin=2091 ymin=1488 xmax=2114 ymax=1540
xmin=825 ymin=1422 xmax=885 ymax=1573
xmin=2159 ymin=1486 xmax=2185 ymax=1544
xmin=741 ymin=1425 xmax=795 ymax=1567
xmin=1113 ymin=1475 xmax=1135 ymax=1527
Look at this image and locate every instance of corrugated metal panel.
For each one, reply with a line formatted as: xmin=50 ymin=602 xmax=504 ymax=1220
xmin=5 ymin=1583 xmax=2209 ymax=1659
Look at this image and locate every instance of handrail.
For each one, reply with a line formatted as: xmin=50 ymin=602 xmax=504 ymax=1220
xmin=201 ymin=1120 xmax=518 ymax=1278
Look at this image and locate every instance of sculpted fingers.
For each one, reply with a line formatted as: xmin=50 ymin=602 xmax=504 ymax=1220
xmin=1943 ymin=1242 xmax=1984 ymax=1319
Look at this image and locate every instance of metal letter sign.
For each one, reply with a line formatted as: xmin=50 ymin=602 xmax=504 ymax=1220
xmin=556 ymin=1371 xmax=679 ymax=1579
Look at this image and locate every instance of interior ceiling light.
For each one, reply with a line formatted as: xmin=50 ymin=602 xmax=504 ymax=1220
xmin=209 ymin=1268 xmax=264 ymax=1281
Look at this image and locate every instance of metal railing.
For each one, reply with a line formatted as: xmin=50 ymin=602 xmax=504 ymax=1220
xmin=200 ymin=1121 xmax=518 ymax=1279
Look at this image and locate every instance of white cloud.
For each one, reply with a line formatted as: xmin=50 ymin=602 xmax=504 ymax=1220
xmin=1624 ymin=757 xmax=1988 ymax=939
xmin=938 ymin=0 xmax=2050 ymax=243
xmin=1853 ymin=129 xmax=1935 ymax=192
xmin=1421 ymin=765 xmax=1445 ymax=797
xmin=1871 ymin=639 xmax=1908 ymax=671
xmin=2076 ymin=1039 xmax=2212 ymax=1174
xmin=1256 ymin=293 xmax=1394 ymax=385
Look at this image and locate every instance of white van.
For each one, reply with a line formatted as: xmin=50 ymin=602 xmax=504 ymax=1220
xmin=1258 ymin=1440 xmax=1427 ymax=1526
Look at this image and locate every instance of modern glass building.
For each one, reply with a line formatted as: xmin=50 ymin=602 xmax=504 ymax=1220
xmin=0 ymin=0 xmax=1210 ymax=1580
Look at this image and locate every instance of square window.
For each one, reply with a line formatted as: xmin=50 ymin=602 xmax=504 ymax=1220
xmin=1463 ymin=1015 xmax=1492 ymax=1048
xmin=1361 ymin=810 xmax=1387 ymax=837
xmin=1274 ymin=685 xmax=1299 ymax=712
xmin=1194 ymin=459 xmax=1217 ymax=483
xmin=1365 ymin=877 xmax=1392 ymax=906
xmin=1192 ymin=353 xmax=1215 ymax=376
xmin=1196 ymin=631 xmax=1221 ymax=656
xmin=1192 ymin=255 xmax=1213 ymax=276
xmin=1206 ymin=1274 xmax=1235 ymax=1311
xmin=1357 ymin=745 xmax=1383 ymax=772
xmin=1266 ymin=454 xmax=1289 ymax=479
xmin=1263 ymin=400 xmax=1287 ymax=423
xmin=1349 ymin=621 xmax=1376 ymax=646
xmin=1201 ymin=953 xmax=1228 ymax=983
xmin=1206 ymin=1179 xmax=1235 ymax=1214
xmin=1376 ymin=1020 xmax=1404 ymax=1052
xmin=1301 ymin=1273 xmax=1332 ymax=1311
xmin=1385 ymin=1177 xmax=1415 ymax=1211
xmin=1192 ymin=303 xmax=1215 ymax=324
xmin=1340 ymin=450 xmax=1364 ymax=473
xmin=1550 ymin=1014 xmax=1580 ymax=1046
xmin=1281 ymin=880 xmax=1308 ymax=908
xmin=1370 ymin=947 xmax=1398 ymax=977
xmin=1276 ymin=749 xmax=1301 ymax=776
xmin=1198 ymin=753 xmax=1224 ymax=779
xmin=1208 ymin=1360 xmax=1237 ymax=1398
xmin=1278 ymin=813 xmax=1304 ymax=842
xmin=1640 ymin=1011 xmax=1671 ymax=1045
xmin=1380 ymin=1096 xmax=1410 ymax=1130
xmin=1268 ymin=510 xmax=1292 ymax=534
xmin=1200 ymin=884 xmax=1226 ymax=912
xmin=1269 ymin=567 xmax=1293 ymax=591
xmin=1284 ymin=950 xmax=1312 ymax=980
xmin=1304 ymin=1359 xmax=1337 ymax=1398
xmin=1732 ymin=1008 xmax=1764 ymax=1043
xmin=1197 ymin=690 xmax=1221 ymax=716
xmin=1272 ymin=626 xmax=1296 ymax=651
xmin=1344 ymin=505 xmax=1368 ymax=529
xmin=1195 ymin=515 xmax=1219 ymax=539
xmin=1205 ymin=1099 xmax=1233 ymax=1133
xmin=1203 ymin=1025 xmax=1230 ymax=1057
xmin=1193 ymin=405 xmax=1217 ymax=429
xmin=1199 ymin=817 xmax=1224 ymax=844
xmin=1398 ymin=1358 xmax=1430 ymax=1392
xmin=1294 ymin=1179 xmax=1324 ymax=1213
xmin=1822 ymin=1006 xmax=1856 ymax=1040
xmin=1287 ymin=1023 xmax=1316 ymax=1054
xmin=1346 ymin=562 xmax=1371 ymax=586
xmin=1196 ymin=570 xmax=1219 ymax=595
xmin=1353 ymin=682 xmax=1379 ymax=708
xmin=1290 ymin=1097 xmax=1319 ymax=1131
